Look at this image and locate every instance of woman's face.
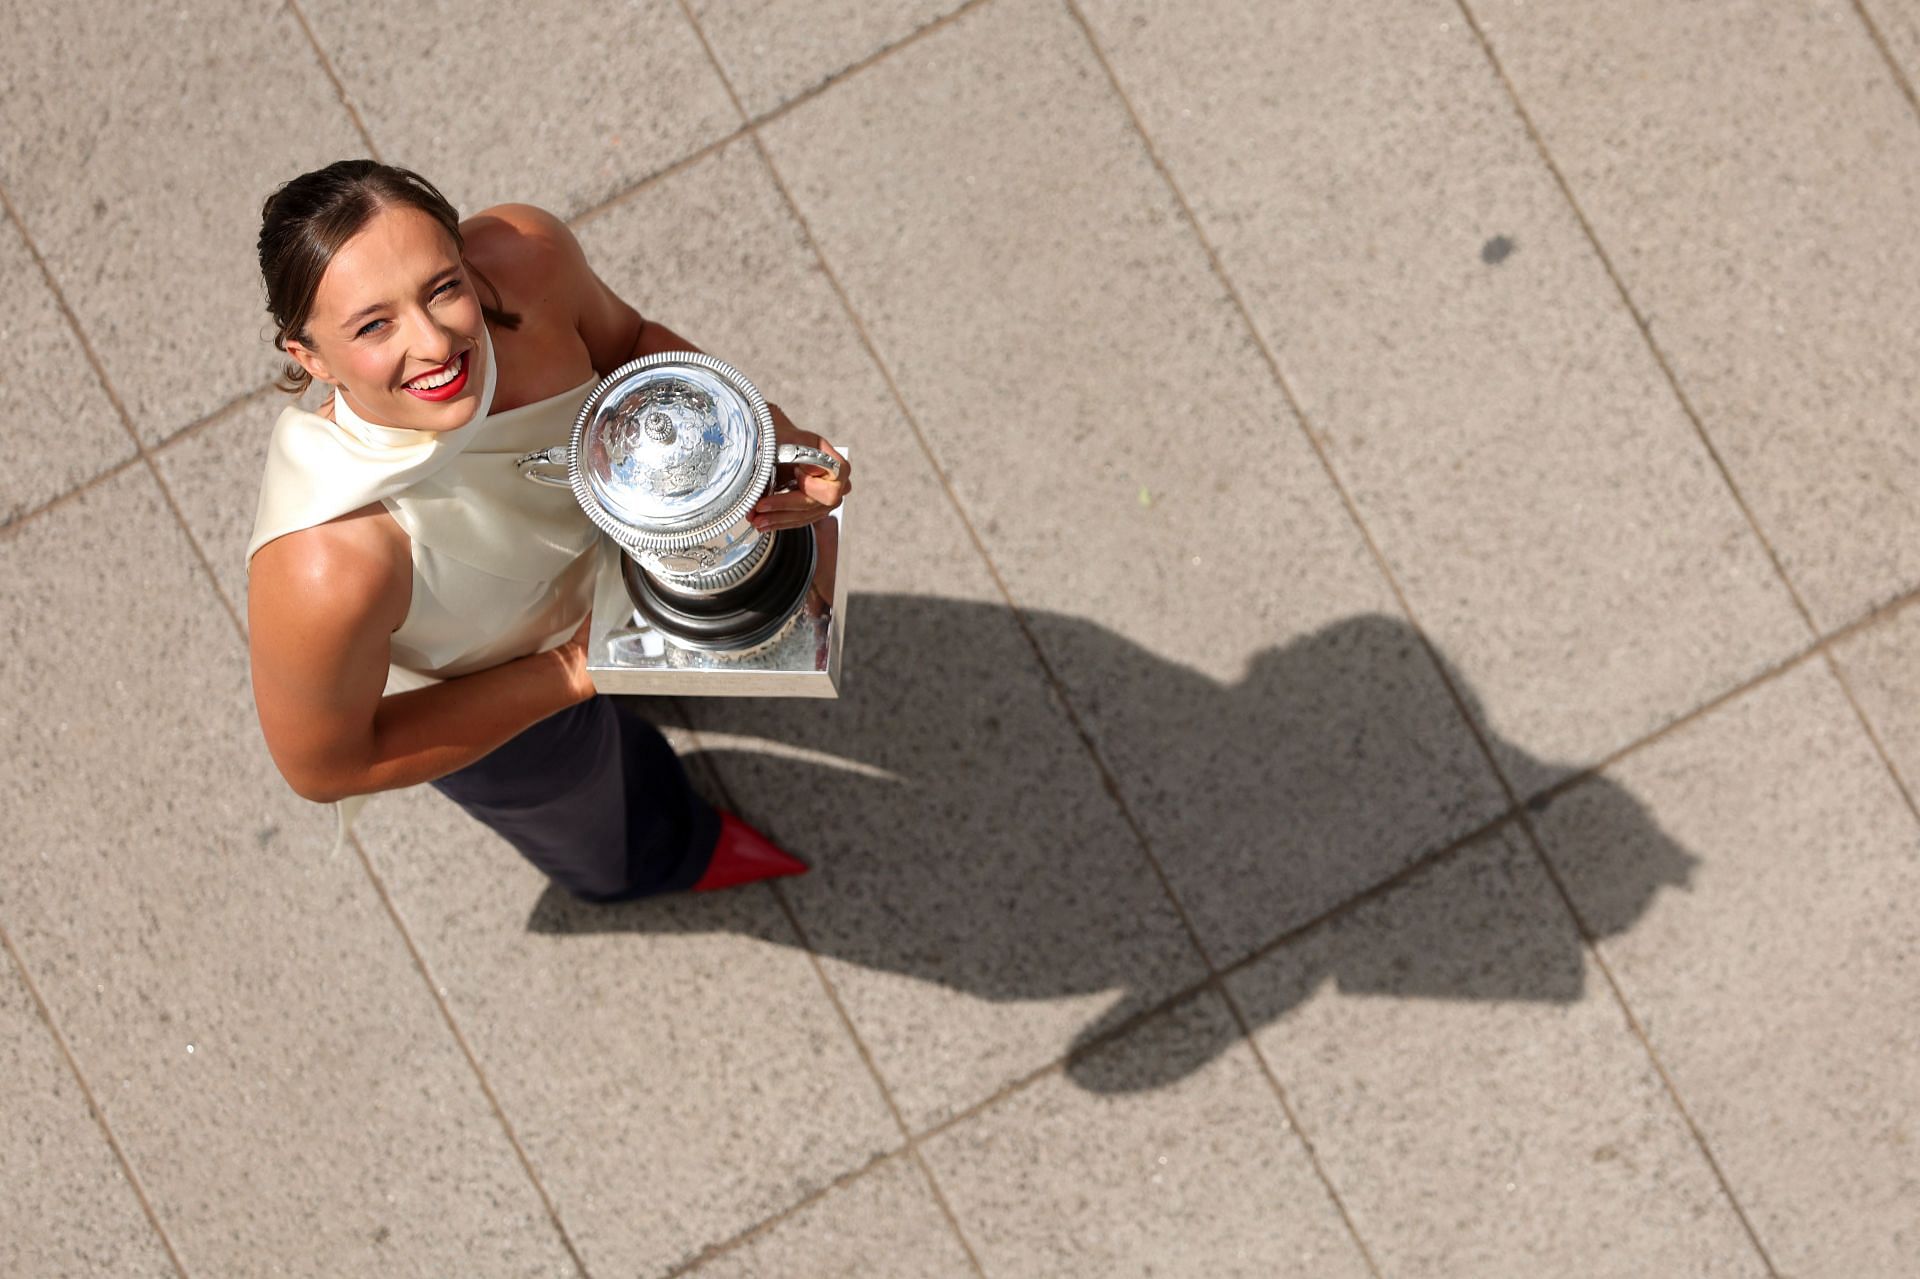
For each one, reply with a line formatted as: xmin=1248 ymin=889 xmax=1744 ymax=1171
xmin=286 ymin=204 xmax=488 ymax=432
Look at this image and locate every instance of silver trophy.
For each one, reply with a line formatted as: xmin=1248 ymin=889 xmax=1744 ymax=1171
xmin=518 ymin=353 xmax=847 ymax=696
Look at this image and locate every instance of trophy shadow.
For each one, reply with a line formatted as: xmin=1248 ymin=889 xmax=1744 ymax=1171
xmin=526 ymin=594 xmax=1696 ymax=1096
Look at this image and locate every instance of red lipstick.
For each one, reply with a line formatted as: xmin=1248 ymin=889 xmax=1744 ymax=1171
xmin=402 ymin=349 xmax=471 ymax=402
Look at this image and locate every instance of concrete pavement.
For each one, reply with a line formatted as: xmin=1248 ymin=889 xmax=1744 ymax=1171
xmin=5 ymin=0 xmax=1919 ymax=1273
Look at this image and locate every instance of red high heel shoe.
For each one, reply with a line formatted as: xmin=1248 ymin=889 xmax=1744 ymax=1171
xmin=692 ymin=812 xmax=810 ymax=892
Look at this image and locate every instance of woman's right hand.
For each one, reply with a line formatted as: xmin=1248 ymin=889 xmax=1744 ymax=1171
xmin=550 ymin=612 xmax=597 ymax=706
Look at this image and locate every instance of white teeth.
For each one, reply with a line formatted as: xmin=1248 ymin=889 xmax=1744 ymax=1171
xmin=406 ymin=350 xmax=464 ymax=391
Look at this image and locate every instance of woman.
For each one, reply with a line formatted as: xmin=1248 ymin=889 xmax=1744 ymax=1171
xmin=247 ymin=160 xmax=848 ymax=901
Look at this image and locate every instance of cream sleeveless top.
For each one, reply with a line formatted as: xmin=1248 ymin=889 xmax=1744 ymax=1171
xmin=246 ymin=331 xmax=601 ymax=841
xmin=246 ymin=330 xmax=600 ymax=695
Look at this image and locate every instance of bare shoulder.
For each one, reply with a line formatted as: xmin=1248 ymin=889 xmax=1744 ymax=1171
xmin=461 ymin=202 xmax=640 ymax=374
xmin=461 ymin=203 xmax=591 ymax=290
xmin=248 ymin=504 xmax=409 ymax=643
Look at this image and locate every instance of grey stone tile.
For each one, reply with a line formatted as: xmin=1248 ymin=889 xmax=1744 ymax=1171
xmin=0 ymin=470 xmax=574 ymax=1273
xmin=0 ymin=213 xmax=133 ymax=524
xmin=0 ymin=960 xmax=174 ymax=1276
xmin=1833 ymin=602 xmax=1920 ymax=795
xmin=922 ymin=989 xmax=1370 ymax=1278
xmin=1864 ymin=0 xmax=1920 ymax=86
xmin=575 ymin=140 xmax=1207 ymax=1129
xmin=688 ymin=0 xmax=966 ymax=117
xmin=688 ymin=1156 xmax=973 ymax=1279
xmin=152 ymin=387 xmax=286 ymax=623
xmin=353 ymin=780 xmax=899 ymax=1277
xmin=1470 ymin=0 xmax=1920 ymax=630
xmin=1080 ymin=0 xmax=1806 ymax=798
xmin=758 ymin=0 xmax=1504 ymax=968
xmin=1532 ymin=660 xmax=1920 ymax=1274
xmin=300 ymin=0 xmax=739 ymax=220
xmin=0 ymin=1 xmax=364 ymax=443
xmin=1228 ymin=828 xmax=1764 ymax=1277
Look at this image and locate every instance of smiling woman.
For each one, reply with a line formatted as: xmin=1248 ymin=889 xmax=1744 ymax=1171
xmin=245 ymin=160 xmax=851 ymax=902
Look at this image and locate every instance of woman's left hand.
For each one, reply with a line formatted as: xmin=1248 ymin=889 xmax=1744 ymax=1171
xmin=751 ymin=403 xmax=853 ymax=532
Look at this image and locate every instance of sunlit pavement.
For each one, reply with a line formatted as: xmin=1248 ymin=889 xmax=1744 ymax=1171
xmin=4 ymin=1 xmax=1919 ymax=1274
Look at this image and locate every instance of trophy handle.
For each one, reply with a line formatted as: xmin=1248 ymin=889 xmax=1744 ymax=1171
xmin=516 ymin=446 xmax=571 ymax=488
xmin=775 ymin=443 xmax=843 ymax=483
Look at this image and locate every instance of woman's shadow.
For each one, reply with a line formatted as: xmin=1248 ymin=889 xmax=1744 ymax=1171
xmin=527 ymin=595 xmax=1695 ymax=1095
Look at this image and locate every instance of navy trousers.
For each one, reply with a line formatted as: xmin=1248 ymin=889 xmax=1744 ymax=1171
xmin=430 ymin=695 xmax=720 ymax=902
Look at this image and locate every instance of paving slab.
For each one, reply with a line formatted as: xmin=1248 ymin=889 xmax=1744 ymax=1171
xmin=1531 ymin=659 xmax=1920 ymax=1274
xmin=688 ymin=1156 xmax=974 ymax=1278
xmin=0 ymin=212 xmax=133 ymax=524
xmin=1832 ymin=602 xmax=1920 ymax=796
xmin=1863 ymin=0 xmax=1920 ymax=86
xmin=0 ymin=958 xmax=174 ymax=1277
xmin=1080 ymin=0 xmax=1806 ymax=798
xmin=299 ymin=0 xmax=739 ymax=221
xmin=0 ymin=470 xmax=573 ymax=1275
xmin=575 ymin=138 xmax=1207 ymax=1130
xmin=1469 ymin=0 xmax=1920 ymax=631
xmin=0 ymin=0 xmax=364 ymax=443
xmin=687 ymin=0 xmax=967 ymax=117
xmin=353 ymin=772 xmax=901 ymax=1278
xmin=152 ymin=387 xmax=286 ymax=623
xmin=922 ymin=989 xmax=1370 ymax=1278
xmin=757 ymin=0 xmax=1504 ymax=969
xmin=1228 ymin=826 xmax=1763 ymax=1277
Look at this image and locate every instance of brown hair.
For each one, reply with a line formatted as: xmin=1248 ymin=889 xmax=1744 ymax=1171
xmin=258 ymin=159 xmax=519 ymax=394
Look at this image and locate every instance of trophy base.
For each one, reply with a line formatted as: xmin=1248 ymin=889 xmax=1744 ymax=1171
xmin=623 ymin=524 xmax=816 ymax=654
xmin=585 ymin=499 xmax=846 ymax=698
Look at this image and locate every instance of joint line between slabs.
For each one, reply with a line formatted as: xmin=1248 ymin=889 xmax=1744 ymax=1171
xmin=0 ymin=920 xmax=190 ymax=1276
xmin=643 ymin=601 xmax=1897 ymax=1267
xmin=661 ymin=699 xmax=927 ymax=1158
xmin=730 ymin=0 xmax=997 ymax=131
xmin=565 ymin=127 xmax=753 ymax=230
xmin=342 ymin=831 xmax=593 ymax=1277
xmin=2 ymin=455 xmax=145 ymax=538
xmin=5 ymin=373 xmax=279 ymax=542
xmin=0 ymin=11 xmax=1013 ymax=1271
xmin=8 ymin=3 xmax=974 ymax=530
xmin=704 ymin=0 xmax=1228 ymax=987
xmin=572 ymin=1 xmax=993 ymax=232
xmin=661 ymin=714 xmax=949 ymax=1279
xmin=18 ymin=0 xmax=1888 ymax=1267
xmin=678 ymin=4 xmax=1797 ymax=1270
xmin=1852 ymin=0 xmax=1920 ymax=125
xmin=152 ymin=379 xmax=285 ymax=453
xmin=1508 ymin=809 xmax=1785 ymax=1267
xmin=1455 ymin=0 xmax=1920 ymax=1237
xmin=657 ymin=1147 xmax=918 ymax=1278
xmin=639 ymin=8 xmax=1907 ymax=1272
xmin=1455 ymin=0 xmax=1816 ymax=639
xmin=285 ymin=0 xmax=381 ymax=160
xmin=1450 ymin=0 xmax=1817 ymax=1268
xmin=0 ymin=181 xmax=245 ymax=637
xmin=712 ymin=0 xmax=1240 ymax=1140
xmin=664 ymin=10 xmax=989 ymax=1273
xmin=661 ymin=628 xmax=1850 ymax=1268
xmin=1059 ymin=0 xmax=1554 ymax=1268
xmin=1221 ymin=625 xmax=1835 ymax=1002
xmin=702 ymin=0 xmax=1373 ymax=1266
xmin=0 ymin=9 xmax=1872 ymax=1274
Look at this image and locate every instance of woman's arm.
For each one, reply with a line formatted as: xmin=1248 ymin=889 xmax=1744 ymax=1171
xmin=474 ymin=205 xmax=854 ymax=527
xmin=248 ymin=512 xmax=593 ymax=804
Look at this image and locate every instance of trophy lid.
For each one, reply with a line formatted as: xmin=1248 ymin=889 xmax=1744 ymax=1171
xmin=568 ymin=353 xmax=777 ymax=552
